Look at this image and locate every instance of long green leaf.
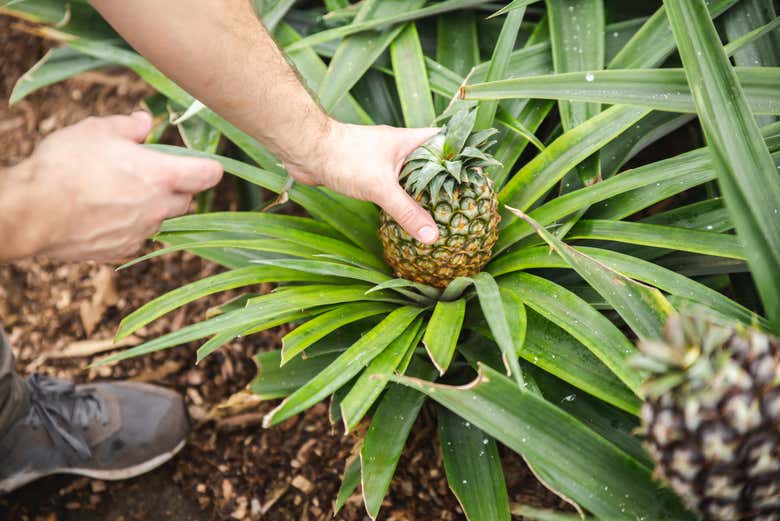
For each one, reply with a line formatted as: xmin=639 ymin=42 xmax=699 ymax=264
xmin=488 ymin=0 xmax=541 ymax=19
xmin=251 ymin=259 xmax=388 ymax=285
xmin=723 ymin=14 xmax=780 ymax=68
xmin=499 ymin=105 xmax=649 ymax=212
xmin=546 ymin=0 xmax=604 ymax=233
xmin=99 ymin=305 xmax=266 ymax=366
xmin=275 ymin=23 xmax=373 ymax=126
xmin=263 ymin=306 xmax=424 ymax=427
xmin=334 ymin=456 xmax=361 ymax=515
xmin=316 ymin=0 xmax=425 ymax=112
xmin=436 ymin=10 xmax=480 ymax=112
xmin=607 ymin=0 xmax=737 ymax=69
xmin=475 ymin=6 xmax=526 ymax=131
xmin=254 ymin=0 xmax=295 ymax=32
xmin=546 ymin=0 xmax=604 ymax=145
xmin=162 ymin=210 xmax=336 ymax=237
xmin=471 ymin=273 xmax=525 ymax=385
xmin=521 ymin=312 xmax=641 ymax=414
xmin=510 ymin=209 xmax=673 ymax=340
xmin=285 ymin=0 xmax=491 ymax=53
xmin=566 ymin=220 xmax=745 ymax=259
xmin=361 ymin=359 xmax=437 ymax=519
xmin=490 ymin=245 xmax=763 ymax=328
xmin=495 ymin=126 xmax=779 ymax=251
xmin=281 ymin=302 xmax=395 ymax=364
xmin=512 ymin=506 xmax=591 ymax=521
xmin=462 ymin=67 xmax=780 ymax=115
xmin=390 ymin=22 xmax=436 ymax=127
xmin=368 ymin=278 xmax=441 ymax=300
xmin=500 ymin=272 xmax=643 ymax=392
xmin=466 ymin=315 xmax=639 ymax=415
xmin=157 ymin=209 xmax=387 ymax=271
xmin=530 ymin=366 xmax=649 ymax=467
xmin=118 ymin=238 xmax=323 ymax=270
xmin=392 ymin=365 xmax=692 ymax=521
xmin=251 ymin=349 xmax=340 ymax=400
xmin=10 ymin=46 xmax=109 ymax=104
xmin=423 ymin=299 xmax=466 ymax=375
xmin=245 ymin=284 xmax=406 ymax=309
xmin=723 ymin=0 xmax=780 ymax=98
xmin=195 ymin=309 xmax=313 ymax=363
xmin=115 ymin=266 xmax=329 ymax=341
xmin=340 ymin=317 xmax=423 ymax=431
xmin=666 ymin=0 xmax=780 ymax=332
xmin=438 ymin=407 xmax=510 ymax=521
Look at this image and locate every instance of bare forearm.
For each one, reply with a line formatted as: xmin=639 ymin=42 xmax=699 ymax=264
xmin=89 ymin=0 xmax=330 ymax=171
xmin=88 ymin=0 xmax=442 ymax=244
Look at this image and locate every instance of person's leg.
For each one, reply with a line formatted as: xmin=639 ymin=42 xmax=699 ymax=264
xmin=0 ymin=326 xmax=29 ymax=435
xmin=0 ymin=326 xmax=190 ymax=494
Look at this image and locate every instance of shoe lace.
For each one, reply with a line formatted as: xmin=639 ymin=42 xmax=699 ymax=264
xmin=24 ymin=374 xmax=108 ymax=460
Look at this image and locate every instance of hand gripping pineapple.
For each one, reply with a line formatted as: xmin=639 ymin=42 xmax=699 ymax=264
xmin=379 ymin=109 xmax=501 ymax=288
xmin=635 ymin=314 xmax=780 ymax=521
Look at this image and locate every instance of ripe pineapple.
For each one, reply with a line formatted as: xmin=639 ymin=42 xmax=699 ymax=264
xmin=635 ymin=314 xmax=780 ymax=521
xmin=379 ymin=109 xmax=501 ymax=288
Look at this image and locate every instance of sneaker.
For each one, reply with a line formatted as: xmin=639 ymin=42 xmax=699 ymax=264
xmin=0 ymin=374 xmax=190 ymax=494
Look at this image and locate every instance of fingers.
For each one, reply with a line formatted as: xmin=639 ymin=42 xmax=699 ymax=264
xmin=139 ymin=194 xmax=191 ymax=240
xmin=90 ymin=111 xmax=154 ymax=143
xmin=141 ymin=150 xmax=224 ymax=194
xmin=378 ymin=185 xmax=439 ymax=244
xmin=161 ymin=194 xmax=193 ymax=220
xmin=392 ymin=126 xmax=440 ymax=166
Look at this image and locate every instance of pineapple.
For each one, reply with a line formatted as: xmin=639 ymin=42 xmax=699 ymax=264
xmin=636 ymin=314 xmax=780 ymax=521
xmin=379 ymin=109 xmax=501 ymax=288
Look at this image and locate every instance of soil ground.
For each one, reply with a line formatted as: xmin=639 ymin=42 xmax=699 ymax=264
xmin=0 ymin=15 xmax=565 ymax=521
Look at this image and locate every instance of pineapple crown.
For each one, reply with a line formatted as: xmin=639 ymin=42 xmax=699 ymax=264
xmin=398 ymin=108 xmax=502 ymax=202
xmin=634 ymin=313 xmax=775 ymax=400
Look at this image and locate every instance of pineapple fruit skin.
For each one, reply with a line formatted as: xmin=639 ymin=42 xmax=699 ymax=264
xmin=640 ymin=316 xmax=780 ymax=521
xmin=379 ymin=173 xmax=500 ymax=289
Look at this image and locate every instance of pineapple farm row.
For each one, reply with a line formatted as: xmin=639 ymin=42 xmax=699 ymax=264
xmin=3 ymin=0 xmax=780 ymax=519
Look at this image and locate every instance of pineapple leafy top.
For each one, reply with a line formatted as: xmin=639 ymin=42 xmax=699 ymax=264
xmin=635 ymin=313 xmax=775 ymax=399
xmin=399 ymin=109 xmax=501 ymax=202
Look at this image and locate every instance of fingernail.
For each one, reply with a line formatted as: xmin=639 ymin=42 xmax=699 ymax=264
xmin=418 ymin=226 xmax=438 ymax=244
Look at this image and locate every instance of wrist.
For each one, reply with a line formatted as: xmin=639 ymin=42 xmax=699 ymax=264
xmin=0 ymin=159 xmax=48 ymax=261
xmin=281 ymin=115 xmax=341 ymax=183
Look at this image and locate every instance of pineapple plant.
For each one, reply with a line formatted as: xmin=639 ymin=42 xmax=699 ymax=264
xmin=4 ymin=0 xmax=780 ymax=519
xmin=636 ymin=314 xmax=780 ymax=521
xmin=379 ymin=108 xmax=501 ymax=288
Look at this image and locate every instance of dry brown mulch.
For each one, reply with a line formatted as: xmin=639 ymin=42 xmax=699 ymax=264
xmin=0 ymin=15 xmax=564 ymax=521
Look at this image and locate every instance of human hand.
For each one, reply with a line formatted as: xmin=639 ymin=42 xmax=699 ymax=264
xmin=285 ymin=121 xmax=441 ymax=244
xmin=0 ymin=112 xmax=223 ymax=262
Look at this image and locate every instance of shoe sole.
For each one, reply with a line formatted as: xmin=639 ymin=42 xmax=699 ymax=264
xmin=0 ymin=439 xmax=186 ymax=494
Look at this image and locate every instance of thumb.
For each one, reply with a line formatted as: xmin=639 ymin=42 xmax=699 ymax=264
xmin=380 ymin=184 xmax=439 ymax=244
xmin=393 ymin=127 xmax=440 ymax=166
xmin=140 ymin=149 xmax=223 ymax=194
xmin=102 ymin=111 xmax=153 ymax=143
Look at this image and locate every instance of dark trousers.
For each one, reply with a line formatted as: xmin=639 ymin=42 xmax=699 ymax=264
xmin=0 ymin=327 xmax=28 ymax=435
